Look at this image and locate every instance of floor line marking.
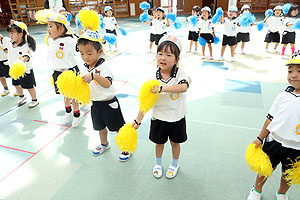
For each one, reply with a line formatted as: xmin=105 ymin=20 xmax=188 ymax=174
xmin=0 ymin=145 xmax=35 ymax=154
xmin=33 ymin=120 xmax=69 ymax=127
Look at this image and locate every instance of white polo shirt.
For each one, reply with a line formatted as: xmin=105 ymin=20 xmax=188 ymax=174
xmin=186 ymin=15 xmax=199 ymax=32
xmin=3 ymin=37 xmax=33 ymax=73
xmin=103 ymin=17 xmax=117 ymax=31
xmin=151 ymin=66 xmax=189 ymax=122
xmin=47 ymin=36 xmax=78 ymax=71
xmin=0 ymin=39 xmax=8 ymax=62
xmin=222 ymin=18 xmax=238 ymax=37
xmin=267 ymin=88 xmax=300 ymax=150
xmin=265 ymin=16 xmax=283 ymax=33
xmin=80 ymin=58 xmax=115 ymax=101
xmin=152 ymin=18 xmax=168 ymax=35
xmin=283 ymin=17 xmax=297 ymax=32
xmin=199 ymin=19 xmax=214 ymax=34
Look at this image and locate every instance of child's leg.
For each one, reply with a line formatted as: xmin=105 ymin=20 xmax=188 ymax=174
xmin=15 ymin=85 xmax=24 ymax=96
xmin=282 ymin=44 xmax=287 ymax=55
xmin=221 ymin=46 xmax=226 ymax=57
xmin=290 ymin=43 xmax=295 ymax=54
xmin=277 ymin=172 xmax=291 ymax=194
xmin=115 ymin=41 xmax=118 ymax=49
xmin=208 ymin=43 xmax=213 ymax=57
xmin=230 ymin=46 xmax=235 ymax=57
xmin=254 ymin=174 xmax=268 ymax=192
xmin=149 ymin=41 xmax=154 ymax=51
xmin=156 ymin=143 xmax=164 ymax=159
xmin=99 ymin=128 xmax=108 ymax=145
xmin=0 ymin=77 xmax=8 ymax=89
xmin=274 ymin=43 xmax=279 ymax=50
xmin=71 ymin=99 xmax=82 ymax=127
xmin=194 ymin=41 xmax=198 ymax=51
xmin=27 ymin=88 xmax=37 ymax=100
xmin=202 ymin=45 xmax=205 ymax=56
xmin=64 ymin=97 xmax=71 ymax=107
xmin=72 ymin=99 xmax=79 ymax=112
xmin=189 ymin=40 xmax=193 ymax=50
xmin=265 ymin=42 xmax=269 ymax=50
xmin=170 ymin=141 xmax=180 ymax=160
xmin=241 ymin=41 xmax=246 ymax=50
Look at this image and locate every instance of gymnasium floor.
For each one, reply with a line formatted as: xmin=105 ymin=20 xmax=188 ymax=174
xmin=1 ymin=17 xmax=300 ymax=200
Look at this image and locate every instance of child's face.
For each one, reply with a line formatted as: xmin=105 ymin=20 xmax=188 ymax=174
xmin=47 ymin=22 xmax=63 ymax=39
xmin=78 ymin=44 xmax=103 ymax=67
xmin=157 ymin=10 xmax=164 ymax=18
xmin=106 ymin=10 xmax=113 ymax=17
xmin=202 ymin=10 xmax=209 ymax=19
xmin=9 ymin=29 xmax=23 ymax=43
xmin=291 ymin=9 xmax=299 ymax=17
xmin=288 ymin=65 xmax=300 ymax=90
xmin=228 ymin=11 xmax=236 ymax=18
xmin=152 ymin=10 xmax=158 ymax=18
xmin=192 ymin=10 xmax=197 ymax=15
xmin=274 ymin=9 xmax=282 ymax=16
xmin=157 ymin=46 xmax=178 ymax=70
xmin=243 ymin=8 xmax=250 ymax=14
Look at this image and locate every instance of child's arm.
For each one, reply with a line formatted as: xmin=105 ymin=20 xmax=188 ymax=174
xmin=82 ymin=73 xmax=112 ymax=88
xmin=153 ymin=83 xmax=188 ymax=93
xmin=212 ymin=27 xmax=215 ymax=37
xmin=132 ymin=110 xmax=145 ymax=129
xmin=166 ymin=18 xmax=170 ymax=27
xmin=252 ymin=118 xmax=271 ymax=147
xmin=143 ymin=21 xmax=152 ymax=25
xmin=219 ymin=15 xmax=225 ymax=23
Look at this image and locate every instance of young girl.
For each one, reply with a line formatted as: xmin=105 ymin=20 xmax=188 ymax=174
xmin=103 ymin=6 xmax=120 ymax=52
xmin=46 ymin=13 xmax=83 ymax=127
xmin=148 ymin=7 xmax=158 ymax=53
xmin=235 ymin=4 xmax=253 ymax=54
xmin=0 ymin=38 xmax=10 ymax=96
xmin=185 ymin=5 xmax=200 ymax=53
xmin=264 ymin=5 xmax=283 ymax=52
xmin=247 ymin=50 xmax=300 ymax=200
xmin=0 ymin=20 xmax=39 ymax=108
xmin=219 ymin=6 xmax=238 ymax=62
xmin=198 ymin=6 xmax=215 ymax=59
xmin=281 ymin=4 xmax=299 ymax=56
xmin=133 ymin=35 xmax=189 ymax=179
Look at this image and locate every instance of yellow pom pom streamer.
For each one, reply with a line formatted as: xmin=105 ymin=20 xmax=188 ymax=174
xmin=45 ymin=33 xmax=49 ymax=46
xmin=51 ymin=76 xmax=54 ymax=87
xmin=245 ymin=144 xmax=273 ymax=178
xmin=284 ymin=157 xmax=300 ymax=186
xmin=78 ymin=9 xmax=100 ymax=31
xmin=35 ymin=9 xmax=55 ymax=24
xmin=115 ymin=123 xmax=138 ymax=153
xmin=138 ymin=80 xmax=160 ymax=114
xmin=75 ymin=74 xmax=91 ymax=105
xmin=9 ymin=60 xmax=26 ymax=80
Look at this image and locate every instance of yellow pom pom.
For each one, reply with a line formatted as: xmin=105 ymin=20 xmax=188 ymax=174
xmin=115 ymin=123 xmax=138 ymax=153
xmin=138 ymin=80 xmax=160 ymax=114
xmin=45 ymin=33 xmax=49 ymax=46
xmin=9 ymin=60 xmax=26 ymax=80
xmin=78 ymin=10 xmax=100 ymax=31
xmin=35 ymin=9 xmax=55 ymax=24
xmin=75 ymin=75 xmax=91 ymax=106
xmin=51 ymin=76 xmax=54 ymax=86
xmin=56 ymin=70 xmax=77 ymax=99
xmin=245 ymin=144 xmax=273 ymax=177
xmin=284 ymin=157 xmax=300 ymax=186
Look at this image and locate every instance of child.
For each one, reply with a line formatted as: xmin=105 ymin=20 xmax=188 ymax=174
xmin=264 ymin=5 xmax=283 ymax=53
xmin=103 ymin=6 xmax=120 ymax=52
xmin=0 ymin=20 xmax=39 ymax=108
xmin=133 ymin=35 xmax=189 ymax=178
xmin=235 ymin=4 xmax=253 ymax=54
xmin=199 ymin=6 xmax=215 ymax=59
xmin=219 ymin=6 xmax=238 ymax=62
xmin=281 ymin=4 xmax=299 ymax=56
xmin=247 ymin=50 xmax=300 ymax=200
xmin=78 ymin=30 xmax=130 ymax=161
xmin=0 ymin=38 xmax=10 ymax=96
xmin=185 ymin=5 xmax=200 ymax=53
xmin=46 ymin=13 xmax=83 ymax=127
xmin=148 ymin=7 xmax=158 ymax=53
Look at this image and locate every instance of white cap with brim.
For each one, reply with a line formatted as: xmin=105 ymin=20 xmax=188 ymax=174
xmin=241 ymin=5 xmax=251 ymax=11
xmin=158 ymin=35 xmax=182 ymax=53
xmin=274 ymin=5 xmax=282 ymax=10
xmin=10 ymin=20 xmax=28 ymax=34
xmin=104 ymin=6 xmax=113 ymax=12
xmin=79 ymin=30 xmax=107 ymax=59
xmin=286 ymin=50 xmax=300 ymax=65
xmin=228 ymin=6 xmax=238 ymax=12
xmin=201 ymin=6 xmax=211 ymax=13
xmin=46 ymin=13 xmax=75 ymax=35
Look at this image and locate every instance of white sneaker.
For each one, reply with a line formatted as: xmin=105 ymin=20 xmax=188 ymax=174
xmin=247 ymin=188 xmax=262 ymax=200
xmin=166 ymin=165 xmax=179 ymax=179
xmin=17 ymin=96 xmax=27 ymax=105
xmin=201 ymin=55 xmax=206 ymax=59
xmin=276 ymin=192 xmax=288 ymax=200
xmin=92 ymin=143 xmax=110 ymax=156
xmin=119 ymin=151 xmax=131 ymax=162
xmin=72 ymin=111 xmax=83 ymax=127
xmin=147 ymin=50 xmax=152 ymax=54
xmin=153 ymin=165 xmax=163 ymax=178
xmin=209 ymin=56 xmax=214 ymax=60
xmin=114 ymin=48 xmax=118 ymax=52
xmin=273 ymin=49 xmax=279 ymax=53
xmin=13 ymin=92 xmax=19 ymax=97
xmin=1 ymin=90 xmax=10 ymax=97
xmin=218 ymin=56 xmax=224 ymax=61
xmin=241 ymin=49 xmax=245 ymax=54
xmin=64 ymin=112 xmax=73 ymax=123
xmin=28 ymin=101 xmax=39 ymax=108
xmin=193 ymin=50 xmax=198 ymax=54
xmin=230 ymin=57 xmax=235 ymax=62
xmin=265 ymin=48 xmax=269 ymax=52
xmin=186 ymin=49 xmax=192 ymax=53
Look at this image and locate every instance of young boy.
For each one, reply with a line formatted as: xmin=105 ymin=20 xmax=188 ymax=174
xmin=247 ymin=50 xmax=300 ymax=200
xmin=78 ymin=30 xmax=130 ymax=161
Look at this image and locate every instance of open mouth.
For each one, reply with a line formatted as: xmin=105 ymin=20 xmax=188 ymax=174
xmin=160 ymin=62 xmax=167 ymax=66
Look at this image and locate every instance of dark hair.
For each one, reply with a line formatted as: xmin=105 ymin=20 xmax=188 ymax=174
xmin=286 ymin=4 xmax=299 ymax=17
xmin=157 ymin=41 xmax=180 ymax=60
xmin=273 ymin=8 xmax=283 ymax=17
xmin=201 ymin=10 xmax=212 ymax=20
xmin=192 ymin=5 xmax=200 ymax=13
xmin=77 ymin=38 xmax=102 ymax=52
xmin=7 ymin=23 xmax=36 ymax=51
xmin=148 ymin=7 xmax=157 ymax=16
xmin=104 ymin=9 xmax=114 ymax=17
xmin=54 ymin=22 xmax=68 ymax=35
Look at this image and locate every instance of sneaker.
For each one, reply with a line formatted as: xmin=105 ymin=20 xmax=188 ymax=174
xmin=28 ymin=101 xmax=39 ymax=108
xmin=92 ymin=143 xmax=110 ymax=156
xmin=166 ymin=165 xmax=179 ymax=179
xmin=241 ymin=49 xmax=245 ymax=54
xmin=119 ymin=151 xmax=131 ymax=162
xmin=218 ymin=56 xmax=224 ymax=61
xmin=64 ymin=112 xmax=73 ymax=123
xmin=72 ymin=111 xmax=83 ymax=127
xmin=247 ymin=188 xmax=262 ymax=200
xmin=265 ymin=48 xmax=269 ymax=52
xmin=276 ymin=192 xmax=288 ymax=200
xmin=273 ymin=48 xmax=279 ymax=53
xmin=193 ymin=50 xmax=198 ymax=54
xmin=201 ymin=55 xmax=206 ymax=59
xmin=186 ymin=49 xmax=192 ymax=53
xmin=209 ymin=56 xmax=214 ymax=60
xmin=1 ymin=90 xmax=10 ymax=97
xmin=147 ymin=50 xmax=152 ymax=54
xmin=17 ymin=96 xmax=27 ymax=105
xmin=114 ymin=48 xmax=118 ymax=52
xmin=230 ymin=57 xmax=235 ymax=62
xmin=13 ymin=92 xmax=19 ymax=97
xmin=153 ymin=165 xmax=163 ymax=178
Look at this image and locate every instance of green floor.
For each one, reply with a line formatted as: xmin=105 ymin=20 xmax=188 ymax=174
xmin=0 ymin=17 xmax=300 ymax=200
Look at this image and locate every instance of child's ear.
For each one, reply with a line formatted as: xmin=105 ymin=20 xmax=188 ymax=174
xmin=176 ymin=57 xmax=180 ymax=63
xmin=97 ymin=49 xmax=103 ymax=56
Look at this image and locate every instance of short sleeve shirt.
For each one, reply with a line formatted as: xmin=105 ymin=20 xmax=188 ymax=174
xmin=222 ymin=17 xmax=238 ymax=37
xmin=265 ymin=16 xmax=283 ymax=33
xmin=103 ymin=17 xmax=117 ymax=31
xmin=199 ymin=19 xmax=214 ymax=34
xmin=186 ymin=15 xmax=199 ymax=32
xmin=283 ymin=17 xmax=297 ymax=32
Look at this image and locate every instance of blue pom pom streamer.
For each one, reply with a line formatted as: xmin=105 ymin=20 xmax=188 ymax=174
xmin=140 ymin=12 xmax=149 ymax=22
xmin=166 ymin=13 xmax=176 ymax=23
xmin=100 ymin=23 xmax=104 ymax=29
xmin=190 ymin=15 xmax=197 ymax=27
xmin=99 ymin=14 xmax=103 ymax=21
xmin=173 ymin=18 xmax=182 ymax=29
xmin=212 ymin=7 xmax=223 ymax=24
xmin=213 ymin=36 xmax=220 ymax=44
xmin=198 ymin=37 xmax=207 ymax=46
xmin=67 ymin=13 xmax=72 ymax=22
xmin=139 ymin=1 xmax=150 ymax=11
xmin=120 ymin=28 xmax=127 ymax=36
xmin=293 ymin=19 xmax=300 ymax=30
xmin=257 ymin=21 xmax=264 ymax=31
xmin=282 ymin=3 xmax=291 ymax=15
xmin=75 ymin=15 xmax=84 ymax=30
xmin=265 ymin=9 xmax=273 ymax=17
xmin=104 ymin=33 xmax=117 ymax=45
xmin=239 ymin=13 xmax=256 ymax=27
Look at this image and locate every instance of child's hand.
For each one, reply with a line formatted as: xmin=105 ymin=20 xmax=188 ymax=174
xmin=252 ymin=138 xmax=262 ymax=148
xmin=132 ymin=120 xmax=141 ymax=129
xmin=151 ymin=85 xmax=160 ymax=94
xmin=82 ymin=73 xmax=93 ymax=83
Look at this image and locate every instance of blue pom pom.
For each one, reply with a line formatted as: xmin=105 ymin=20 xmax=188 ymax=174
xmin=100 ymin=23 xmax=104 ymax=29
xmin=75 ymin=15 xmax=84 ymax=30
xmin=198 ymin=37 xmax=207 ymax=46
xmin=104 ymin=33 xmax=117 ymax=45
xmin=282 ymin=3 xmax=291 ymax=15
xmin=190 ymin=15 xmax=198 ymax=27
xmin=120 ymin=28 xmax=127 ymax=36
xmin=216 ymin=7 xmax=224 ymax=16
xmin=293 ymin=19 xmax=300 ymax=30
xmin=67 ymin=13 xmax=72 ymax=22
xmin=173 ymin=18 xmax=182 ymax=29
xmin=212 ymin=8 xmax=223 ymax=24
xmin=264 ymin=9 xmax=273 ymax=17
xmin=239 ymin=13 xmax=256 ymax=27
xmin=166 ymin=13 xmax=176 ymax=23
xmin=99 ymin=14 xmax=103 ymax=21
xmin=213 ymin=36 xmax=220 ymax=44
xmin=139 ymin=1 xmax=150 ymax=11
xmin=140 ymin=12 xmax=149 ymax=22
xmin=257 ymin=21 xmax=264 ymax=31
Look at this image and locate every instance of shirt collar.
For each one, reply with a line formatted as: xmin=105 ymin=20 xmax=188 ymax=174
xmin=84 ymin=58 xmax=105 ymax=72
xmin=12 ymin=39 xmax=26 ymax=47
xmin=156 ymin=65 xmax=178 ymax=80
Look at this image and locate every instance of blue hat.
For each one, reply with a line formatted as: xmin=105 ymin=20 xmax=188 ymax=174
xmin=228 ymin=6 xmax=238 ymax=12
xmin=104 ymin=6 xmax=113 ymax=12
xmin=156 ymin=7 xmax=165 ymax=13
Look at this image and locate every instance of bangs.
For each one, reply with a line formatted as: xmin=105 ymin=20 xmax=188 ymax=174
xmin=157 ymin=41 xmax=180 ymax=58
xmin=7 ymin=23 xmax=22 ymax=33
